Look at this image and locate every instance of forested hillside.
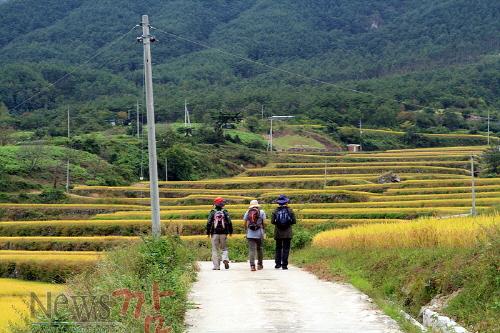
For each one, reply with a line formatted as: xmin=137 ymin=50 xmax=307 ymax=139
xmin=0 ymin=0 xmax=499 ymax=133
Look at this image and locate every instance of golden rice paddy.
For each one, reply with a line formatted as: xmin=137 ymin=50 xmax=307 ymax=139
xmin=312 ymin=214 xmax=499 ymax=249
xmin=1 ymin=146 xmax=499 ymax=291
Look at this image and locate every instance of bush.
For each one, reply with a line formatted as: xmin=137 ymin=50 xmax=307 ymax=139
xmin=38 ymin=189 xmax=67 ymax=203
xmin=11 ymin=237 xmax=196 ymax=333
xmin=481 ymin=147 xmax=500 ymax=177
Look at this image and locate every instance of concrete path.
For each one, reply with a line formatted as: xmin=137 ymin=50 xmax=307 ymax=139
xmin=185 ymin=260 xmax=402 ymax=333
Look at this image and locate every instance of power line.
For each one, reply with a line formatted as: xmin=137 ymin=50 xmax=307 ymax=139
xmin=150 ymin=25 xmax=429 ymax=110
xmin=11 ymin=25 xmax=139 ymax=112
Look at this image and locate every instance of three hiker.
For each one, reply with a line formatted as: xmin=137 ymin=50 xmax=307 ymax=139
xmin=206 ymin=197 xmax=233 ymax=270
xmin=207 ymin=194 xmax=296 ymax=271
xmin=243 ymin=200 xmax=266 ymax=271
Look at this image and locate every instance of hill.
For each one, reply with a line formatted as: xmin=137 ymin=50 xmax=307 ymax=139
xmin=0 ymin=0 xmax=499 ymax=134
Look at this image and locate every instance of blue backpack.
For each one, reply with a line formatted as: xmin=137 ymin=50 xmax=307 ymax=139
xmin=275 ymin=207 xmax=292 ymax=229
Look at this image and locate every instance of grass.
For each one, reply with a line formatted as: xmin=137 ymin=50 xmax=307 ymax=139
xmin=272 ymin=135 xmax=326 ymax=150
xmin=0 ymin=250 xmax=101 ymax=261
xmin=0 ymin=251 xmax=101 ymax=282
xmin=225 ymin=129 xmax=267 ymax=145
xmin=9 ymin=237 xmax=197 ymax=333
xmin=313 ymin=214 xmax=499 ymax=249
xmin=90 ymin=206 xmax=473 ymax=221
xmin=294 ymin=229 xmax=500 ymax=332
xmin=246 ymin=165 xmax=470 ymax=176
xmin=271 ymin=160 xmax=470 ymax=168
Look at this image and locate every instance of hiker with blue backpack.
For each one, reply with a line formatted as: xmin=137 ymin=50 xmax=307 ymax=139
xmin=206 ymin=197 xmax=233 ymax=270
xmin=271 ymin=195 xmax=296 ymax=270
xmin=243 ymin=200 xmax=266 ymax=271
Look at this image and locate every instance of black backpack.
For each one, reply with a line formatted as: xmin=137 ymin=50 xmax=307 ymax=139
xmin=275 ymin=207 xmax=292 ymax=230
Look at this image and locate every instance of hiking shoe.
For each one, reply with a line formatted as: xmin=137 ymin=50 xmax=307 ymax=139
xmin=274 ymin=264 xmax=281 ymax=269
xmin=251 ymin=266 xmax=256 ymax=271
xmin=212 ymin=268 xmax=220 ymax=270
xmin=257 ymin=264 xmax=263 ymax=270
xmin=223 ymin=260 xmax=230 ymax=269
xmin=282 ymin=266 xmax=288 ymax=270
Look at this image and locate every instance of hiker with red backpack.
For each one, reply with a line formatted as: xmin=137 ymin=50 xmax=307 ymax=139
xmin=206 ymin=197 xmax=233 ymax=270
xmin=271 ymin=195 xmax=296 ymax=270
xmin=243 ymin=200 xmax=266 ymax=271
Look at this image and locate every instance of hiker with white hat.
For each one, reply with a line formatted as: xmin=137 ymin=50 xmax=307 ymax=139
xmin=243 ymin=199 xmax=266 ymax=271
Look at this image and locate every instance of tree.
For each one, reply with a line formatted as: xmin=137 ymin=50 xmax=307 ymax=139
xmin=403 ymin=127 xmax=431 ymax=148
xmin=0 ymin=102 xmax=12 ymax=125
xmin=0 ymin=126 xmax=13 ymax=146
xmin=482 ymin=147 xmax=500 ymax=176
xmin=415 ymin=109 xmax=438 ymax=129
xmin=245 ymin=116 xmax=262 ymax=133
xmin=18 ymin=145 xmax=47 ymax=173
xmin=164 ymin=145 xmax=195 ymax=181
xmin=441 ymin=110 xmax=463 ymax=130
xmin=211 ymin=110 xmax=242 ymax=139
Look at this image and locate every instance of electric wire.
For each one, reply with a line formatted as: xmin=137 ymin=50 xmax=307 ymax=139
xmin=150 ymin=25 xmax=429 ymax=110
xmin=11 ymin=25 xmax=139 ymax=112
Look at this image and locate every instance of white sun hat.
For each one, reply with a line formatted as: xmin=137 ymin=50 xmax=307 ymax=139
xmin=249 ymin=200 xmax=260 ymax=208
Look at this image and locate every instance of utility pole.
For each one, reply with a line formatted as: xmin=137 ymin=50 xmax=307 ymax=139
xmin=184 ymin=99 xmax=192 ymax=136
xmin=267 ymin=116 xmax=295 ymax=152
xmin=136 ymin=100 xmax=140 ymax=139
xmin=139 ymin=14 xmax=161 ymax=237
xmin=165 ymin=157 xmax=168 ymax=182
xmin=66 ymin=106 xmax=70 ymax=193
xmin=487 ymin=110 xmax=490 ymax=145
xmin=268 ymin=117 xmax=273 ymax=151
xmin=324 ymin=157 xmax=328 ymax=188
xmin=470 ymin=155 xmax=476 ymax=216
xmin=261 ymin=104 xmax=264 ymax=120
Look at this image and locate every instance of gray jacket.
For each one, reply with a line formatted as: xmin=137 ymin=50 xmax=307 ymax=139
xmin=243 ymin=209 xmax=266 ymax=239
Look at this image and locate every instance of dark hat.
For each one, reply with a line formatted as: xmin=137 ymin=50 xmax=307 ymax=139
xmin=276 ymin=194 xmax=289 ymax=205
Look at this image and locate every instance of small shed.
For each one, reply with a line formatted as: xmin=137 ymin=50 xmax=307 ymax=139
xmin=347 ymin=144 xmax=362 ymax=152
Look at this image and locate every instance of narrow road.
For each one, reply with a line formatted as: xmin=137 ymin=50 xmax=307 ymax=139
xmin=185 ymin=260 xmax=402 ymax=333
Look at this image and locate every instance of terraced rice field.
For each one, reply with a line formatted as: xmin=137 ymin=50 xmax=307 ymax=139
xmin=0 ymin=145 xmax=498 ymax=329
xmin=312 ymin=214 xmax=500 ymax=249
xmin=0 ymin=145 xmax=498 ymax=294
xmin=0 ymin=278 xmax=64 ymax=332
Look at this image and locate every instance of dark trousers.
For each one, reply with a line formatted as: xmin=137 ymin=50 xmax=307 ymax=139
xmin=274 ymin=238 xmax=291 ymax=267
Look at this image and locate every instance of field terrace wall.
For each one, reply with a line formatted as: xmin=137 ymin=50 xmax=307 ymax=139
xmin=0 ymin=146 xmax=497 ymax=283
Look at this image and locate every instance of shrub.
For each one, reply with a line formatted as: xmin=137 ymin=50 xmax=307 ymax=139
xmin=10 ymin=237 xmax=196 ymax=332
xmin=38 ymin=189 xmax=67 ymax=203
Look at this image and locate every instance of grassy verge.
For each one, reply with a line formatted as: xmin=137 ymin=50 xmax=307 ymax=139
xmin=293 ymin=234 xmax=499 ymax=333
xmin=10 ymin=236 xmax=196 ymax=333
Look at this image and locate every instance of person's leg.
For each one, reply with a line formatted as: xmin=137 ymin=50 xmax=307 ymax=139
xmin=256 ymin=238 xmax=264 ymax=269
xmin=275 ymin=238 xmax=283 ymax=268
xmin=282 ymin=238 xmax=291 ymax=269
xmin=248 ymin=238 xmax=256 ymax=269
xmin=211 ymin=235 xmax=220 ymax=269
xmin=221 ymin=234 xmax=229 ymax=269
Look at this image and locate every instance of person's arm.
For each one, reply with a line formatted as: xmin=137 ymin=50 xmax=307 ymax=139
xmin=271 ymin=210 xmax=277 ymax=225
xmin=206 ymin=211 xmax=214 ymax=236
xmin=289 ymin=208 xmax=297 ymax=225
xmin=225 ymin=210 xmax=233 ymax=235
xmin=261 ymin=210 xmax=266 ymax=230
xmin=243 ymin=211 xmax=249 ymax=231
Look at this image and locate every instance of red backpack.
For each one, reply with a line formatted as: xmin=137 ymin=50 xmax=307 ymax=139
xmin=247 ymin=207 xmax=261 ymax=231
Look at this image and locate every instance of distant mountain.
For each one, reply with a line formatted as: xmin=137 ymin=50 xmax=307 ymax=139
xmin=0 ymin=0 xmax=498 ymax=132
